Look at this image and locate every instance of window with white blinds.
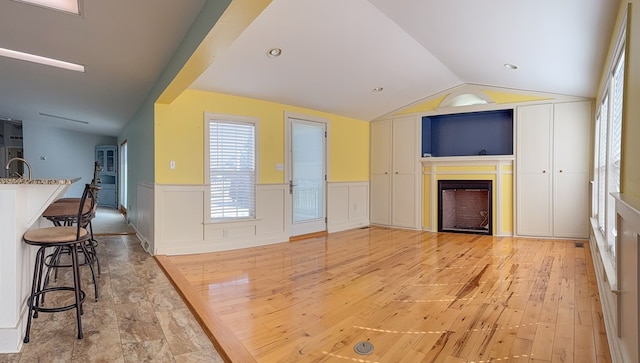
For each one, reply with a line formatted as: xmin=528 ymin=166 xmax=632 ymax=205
xmin=606 ymin=50 xmax=624 ymax=254
xmin=592 ymin=21 xmax=625 ymax=274
xmin=597 ymin=96 xmax=608 ymax=233
xmin=206 ymin=117 xmax=256 ymax=220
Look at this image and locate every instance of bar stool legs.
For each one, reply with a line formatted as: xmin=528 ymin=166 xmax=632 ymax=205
xmin=24 ymin=243 xmax=86 ymax=343
xmin=43 ymin=242 xmax=99 ymax=302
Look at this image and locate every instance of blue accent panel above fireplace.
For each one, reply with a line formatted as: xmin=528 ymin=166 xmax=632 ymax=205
xmin=422 ymin=109 xmax=513 ymax=157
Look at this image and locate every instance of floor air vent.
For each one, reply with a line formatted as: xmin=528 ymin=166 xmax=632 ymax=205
xmin=354 ymin=341 xmax=374 ymax=355
xmin=575 ymin=242 xmax=584 ymax=248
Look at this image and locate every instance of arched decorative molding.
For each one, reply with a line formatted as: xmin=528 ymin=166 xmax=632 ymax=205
xmin=438 ymin=92 xmax=494 ymax=108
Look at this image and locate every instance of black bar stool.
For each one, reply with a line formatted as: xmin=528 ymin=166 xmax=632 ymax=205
xmin=42 ymin=190 xmax=101 ymax=299
xmin=22 ymin=183 xmax=98 ymax=343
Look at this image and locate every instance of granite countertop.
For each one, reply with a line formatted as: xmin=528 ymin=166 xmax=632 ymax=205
xmin=0 ymin=177 xmax=80 ymax=185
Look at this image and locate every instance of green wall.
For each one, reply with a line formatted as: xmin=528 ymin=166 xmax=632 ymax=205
xmin=119 ymin=0 xmax=232 ymax=225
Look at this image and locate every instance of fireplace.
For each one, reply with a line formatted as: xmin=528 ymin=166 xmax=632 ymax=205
xmin=438 ymin=180 xmax=492 ymax=235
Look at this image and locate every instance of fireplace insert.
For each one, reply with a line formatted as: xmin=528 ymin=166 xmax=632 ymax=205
xmin=438 ymin=180 xmax=492 ymax=235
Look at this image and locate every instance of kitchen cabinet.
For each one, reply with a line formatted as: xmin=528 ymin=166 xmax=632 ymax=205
xmin=370 ymin=117 xmax=420 ymax=228
xmin=516 ymin=101 xmax=591 ymax=238
xmin=95 ymin=145 xmax=117 ymax=208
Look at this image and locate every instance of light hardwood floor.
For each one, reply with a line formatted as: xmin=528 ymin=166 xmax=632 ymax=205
xmin=157 ymin=227 xmax=611 ymax=363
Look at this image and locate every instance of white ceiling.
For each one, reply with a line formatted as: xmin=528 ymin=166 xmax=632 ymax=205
xmin=192 ymin=0 xmax=620 ymax=121
xmin=0 ymin=0 xmax=206 ymax=135
xmin=0 ymin=0 xmax=620 ymax=136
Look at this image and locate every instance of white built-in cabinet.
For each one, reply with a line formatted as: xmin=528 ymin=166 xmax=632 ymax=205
xmin=370 ymin=117 xmax=420 ymax=229
xmin=516 ymin=101 xmax=591 ymax=238
xmin=95 ymin=145 xmax=118 ymax=208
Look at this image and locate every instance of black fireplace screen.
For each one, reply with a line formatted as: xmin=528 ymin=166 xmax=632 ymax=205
xmin=438 ymin=180 xmax=492 ymax=235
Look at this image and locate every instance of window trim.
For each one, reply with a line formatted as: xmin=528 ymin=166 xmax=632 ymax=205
xmin=591 ymin=7 xmax=627 ymax=288
xmin=204 ymin=112 xmax=259 ymax=222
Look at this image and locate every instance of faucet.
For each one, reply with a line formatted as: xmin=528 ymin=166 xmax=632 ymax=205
xmin=5 ymin=157 xmax=32 ymax=180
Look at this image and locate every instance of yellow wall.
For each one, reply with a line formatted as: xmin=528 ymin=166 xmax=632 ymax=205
xmin=155 ymin=89 xmax=369 ymax=184
xmin=500 ymin=166 xmax=514 ymax=233
xmin=623 ymin=1 xmax=640 ymax=197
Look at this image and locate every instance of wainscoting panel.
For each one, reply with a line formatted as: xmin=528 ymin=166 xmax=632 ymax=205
xmin=256 ymin=184 xmax=286 ymax=235
xmin=153 ymin=184 xmax=288 ymax=255
xmin=136 ymin=183 xmax=155 ymax=253
xmin=157 ymin=185 xmax=204 ymax=243
xmin=327 ymin=182 xmax=369 ymax=233
xmin=146 ymin=183 xmax=367 ymax=255
xmin=589 ymin=223 xmax=622 ymax=362
xmin=614 ymin=193 xmax=640 ymax=363
xmin=591 ymin=193 xmax=640 ymax=363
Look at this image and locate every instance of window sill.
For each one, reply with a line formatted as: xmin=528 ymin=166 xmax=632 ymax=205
xmin=590 ymin=217 xmax=617 ymax=290
xmin=204 ymin=217 xmax=260 ymax=226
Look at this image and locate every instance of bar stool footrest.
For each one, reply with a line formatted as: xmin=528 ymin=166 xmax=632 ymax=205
xmin=27 ymin=286 xmax=86 ymax=314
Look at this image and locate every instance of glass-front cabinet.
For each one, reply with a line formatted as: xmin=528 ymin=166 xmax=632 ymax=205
xmin=95 ymin=145 xmax=117 ymax=208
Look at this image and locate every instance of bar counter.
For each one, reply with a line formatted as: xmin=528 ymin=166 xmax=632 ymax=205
xmin=0 ymin=177 xmax=79 ymax=353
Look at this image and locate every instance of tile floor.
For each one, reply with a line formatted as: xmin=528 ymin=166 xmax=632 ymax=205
xmin=0 ymin=234 xmax=224 ymax=363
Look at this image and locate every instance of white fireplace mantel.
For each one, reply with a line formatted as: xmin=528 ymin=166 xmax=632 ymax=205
xmin=421 ymin=156 xmax=514 ymax=236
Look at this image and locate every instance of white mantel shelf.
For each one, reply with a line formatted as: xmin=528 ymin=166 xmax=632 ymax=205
xmin=0 ymin=179 xmax=77 ymax=353
xmin=421 ymin=155 xmax=515 ymax=164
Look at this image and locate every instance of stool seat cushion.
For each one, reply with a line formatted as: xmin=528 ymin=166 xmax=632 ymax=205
xmin=43 ymin=202 xmax=91 ymax=218
xmin=54 ymin=198 xmax=81 ymax=203
xmin=24 ymin=226 xmax=89 ymax=244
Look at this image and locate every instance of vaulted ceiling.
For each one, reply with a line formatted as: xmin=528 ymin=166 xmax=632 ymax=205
xmin=0 ymin=0 xmax=620 ymax=136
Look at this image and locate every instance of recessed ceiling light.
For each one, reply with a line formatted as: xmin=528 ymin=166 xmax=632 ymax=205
xmin=0 ymin=47 xmax=85 ymax=72
xmin=372 ymin=87 xmax=384 ymax=93
xmin=504 ymin=63 xmax=518 ymax=70
xmin=12 ymin=0 xmax=80 ymax=15
xmin=267 ymin=48 xmax=282 ymax=58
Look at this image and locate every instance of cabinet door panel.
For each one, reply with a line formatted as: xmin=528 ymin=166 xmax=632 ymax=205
xmin=371 ymin=120 xmax=391 ymax=175
xmin=370 ymin=173 xmax=391 ymax=225
xmin=554 ymin=171 xmax=589 ymax=238
xmin=517 ymin=173 xmax=552 ymax=236
xmin=517 ymin=104 xmax=552 ymax=174
xmin=392 ymin=117 xmax=417 ymax=175
xmin=553 ymin=101 xmax=591 ymax=173
xmin=392 ymin=173 xmax=416 ymax=228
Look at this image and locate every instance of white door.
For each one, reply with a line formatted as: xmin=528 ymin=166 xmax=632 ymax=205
xmin=288 ymin=117 xmax=327 ymax=236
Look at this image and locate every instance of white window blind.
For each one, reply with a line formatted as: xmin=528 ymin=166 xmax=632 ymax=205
xmin=610 ymin=52 xmax=624 ymax=187
xmin=597 ymin=96 xmax=608 ymax=232
xmin=208 ymin=120 xmax=256 ymax=220
xmin=606 ymin=51 xmax=624 ymax=253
